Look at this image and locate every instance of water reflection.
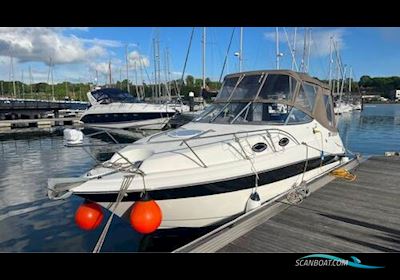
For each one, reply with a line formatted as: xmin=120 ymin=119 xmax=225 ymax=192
xmin=0 ymin=134 xmax=208 ymax=252
xmin=1 ymin=104 xmax=400 ymax=252
xmin=337 ymin=104 xmax=400 ymax=156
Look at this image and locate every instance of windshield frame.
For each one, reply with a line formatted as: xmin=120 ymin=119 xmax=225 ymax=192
xmin=91 ymin=88 xmax=140 ymax=104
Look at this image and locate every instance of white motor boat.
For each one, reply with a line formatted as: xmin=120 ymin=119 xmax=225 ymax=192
xmin=334 ymin=101 xmax=353 ymax=115
xmin=49 ymin=70 xmax=349 ymax=229
xmin=351 ymin=101 xmax=362 ymax=111
xmin=80 ymin=87 xmax=189 ymax=130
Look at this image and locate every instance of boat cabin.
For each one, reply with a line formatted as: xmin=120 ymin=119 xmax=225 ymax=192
xmin=87 ymin=88 xmax=140 ymax=105
xmin=194 ymin=70 xmax=336 ymax=131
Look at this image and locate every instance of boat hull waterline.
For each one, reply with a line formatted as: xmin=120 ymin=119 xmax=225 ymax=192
xmin=81 ymin=156 xmax=345 ymax=228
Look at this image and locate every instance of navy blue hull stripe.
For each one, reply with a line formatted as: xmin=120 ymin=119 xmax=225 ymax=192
xmin=78 ymin=155 xmax=342 ymax=202
xmin=80 ymin=112 xmax=176 ymax=124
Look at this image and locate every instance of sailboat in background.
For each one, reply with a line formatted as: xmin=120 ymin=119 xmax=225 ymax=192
xmin=80 ymin=45 xmax=187 ymax=131
xmin=327 ymin=37 xmax=353 ymax=115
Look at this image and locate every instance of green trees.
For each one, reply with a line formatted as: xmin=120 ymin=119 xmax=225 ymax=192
xmin=0 ymin=75 xmax=222 ymax=101
xmin=185 ymin=75 xmax=194 ymax=86
xmin=359 ymin=75 xmax=400 ymax=98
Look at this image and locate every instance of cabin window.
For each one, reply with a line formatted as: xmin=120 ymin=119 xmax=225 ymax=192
xmin=303 ymin=83 xmax=317 ymax=111
xmin=323 ymin=95 xmax=334 ymax=126
xmin=193 ymin=103 xmax=226 ymax=122
xmin=257 ymin=74 xmax=297 ymax=102
xmin=214 ymin=77 xmax=239 ymax=101
xmin=231 ymin=103 xmax=291 ymax=124
xmin=229 ymin=74 xmax=264 ymax=101
xmin=212 ymin=103 xmax=248 ymax=123
xmin=295 ymin=85 xmax=313 ymax=112
xmin=285 ymin=107 xmax=313 ymax=124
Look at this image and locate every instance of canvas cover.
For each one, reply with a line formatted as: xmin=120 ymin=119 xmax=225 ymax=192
xmin=214 ymin=70 xmax=337 ymax=132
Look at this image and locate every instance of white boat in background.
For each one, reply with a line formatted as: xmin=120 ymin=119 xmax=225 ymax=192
xmin=80 ymin=87 xmax=189 ymax=130
xmin=351 ymin=101 xmax=362 ymax=111
xmin=49 ymin=70 xmax=349 ymax=229
xmin=334 ymin=101 xmax=353 ymax=115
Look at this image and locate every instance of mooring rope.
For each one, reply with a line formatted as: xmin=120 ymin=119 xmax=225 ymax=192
xmin=92 ymin=175 xmax=134 ymax=253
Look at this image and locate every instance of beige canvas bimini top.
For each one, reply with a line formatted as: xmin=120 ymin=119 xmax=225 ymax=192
xmin=213 ymin=69 xmax=336 ymax=132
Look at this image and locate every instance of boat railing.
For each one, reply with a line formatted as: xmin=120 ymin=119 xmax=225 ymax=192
xmin=143 ymin=127 xmax=300 ymax=169
xmin=145 ymin=127 xmax=300 ymax=146
xmin=64 ymin=126 xmax=300 ymax=170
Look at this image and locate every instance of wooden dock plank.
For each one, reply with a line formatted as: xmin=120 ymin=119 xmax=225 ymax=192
xmin=218 ymin=156 xmax=400 ymax=253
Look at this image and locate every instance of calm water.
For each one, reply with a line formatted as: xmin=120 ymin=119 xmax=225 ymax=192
xmin=337 ymin=104 xmax=400 ymax=155
xmin=1 ymin=104 xmax=400 ymax=252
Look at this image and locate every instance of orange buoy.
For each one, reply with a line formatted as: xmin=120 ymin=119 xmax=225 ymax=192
xmin=130 ymin=193 xmax=162 ymax=234
xmin=75 ymin=201 xmax=104 ymax=230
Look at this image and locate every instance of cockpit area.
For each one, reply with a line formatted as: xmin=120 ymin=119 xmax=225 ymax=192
xmin=89 ymin=88 xmax=140 ymax=104
xmin=194 ymin=70 xmax=336 ymax=131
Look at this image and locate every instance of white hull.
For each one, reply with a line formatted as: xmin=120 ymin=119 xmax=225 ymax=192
xmin=82 ymin=117 xmax=170 ymax=130
xmin=80 ymin=102 xmax=179 ymax=130
xmin=70 ymin=120 xmax=346 ymax=229
xmin=98 ymin=158 xmax=345 ymax=228
xmin=334 ymin=103 xmax=353 ymax=114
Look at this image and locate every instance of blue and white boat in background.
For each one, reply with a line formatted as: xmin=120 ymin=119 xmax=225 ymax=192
xmin=80 ymin=87 xmax=189 ymax=130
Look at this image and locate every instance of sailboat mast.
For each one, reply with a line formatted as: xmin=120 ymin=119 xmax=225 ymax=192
xmin=291 ymin=27 xmax=297 ymax=70
xmin=239 ymin=27 xmax=243 ymax=72
xmin=165 ymin=48 xmax=171 ymax=99
xmin=126 ymin=44 xmax=130 ymax=93
xmin=134 ymin=61 xmax=139 ymax=99
xmin=119 ymin=67 xmax=122 ymax=89
xmin=301 ymin=27 xmax=308 ymax=72
xmin=340 ymin=65 xmax=347 ymax=104
xmin=152 ymin=37 xmax=157 ymax=100
xmin=10 ymin=54 xmax=16 ymax=98
xmin=156 ymin=33 xmax=161 ymax=100
xmin=139 ymin=60 xmax=145 ymax=100
xmin=348 ymin=66 xmax=352 ymax=93
xmin=29 ymin=65 xmax=33 ymax=95
xmin=202 ymin=27 xmax=206 ymax=89
xmin=328 ymin=36 xmax=333 ymax=90
xmin=21 ymin=70 xmax=25 ymax=99
xmin=275 ymin=27 xmax=280 ymax=70
xmin=306 ymin=28 xmax=312 ymax=73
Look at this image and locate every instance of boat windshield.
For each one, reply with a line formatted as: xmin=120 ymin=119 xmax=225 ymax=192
xmin=214 ymin=73 xmax=297 ymax=103
xmin=195 ymin=72 xmax=313 ymax=125
xmin=193 ymin=102 xmax=312 ymax=125
xmin=90 ymin=88 xmax=140 ymax=104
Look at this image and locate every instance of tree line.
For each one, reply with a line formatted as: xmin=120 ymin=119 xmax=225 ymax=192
xmin=0 ymin=75 xmax=222 ymax=101
xmin=2 ymin=74 xmax=399 ymax=101
xmin=358 ymin=75 xmax=400 ymax=98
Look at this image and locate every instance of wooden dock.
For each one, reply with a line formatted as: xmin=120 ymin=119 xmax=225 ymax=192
xmin=0 ymin=117 xmax=81 ymax=131
xmin=174 ymin=156 xmax=400 ymax=253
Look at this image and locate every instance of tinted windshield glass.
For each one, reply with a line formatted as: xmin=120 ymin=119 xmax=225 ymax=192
xmin=214 ymin=77 xmax=239 ymax=101
xmin=229 ymin=74 xmax=264 ymax=101
xmin=257 ymin=74 xmax=297 ymax=102
xmin=193 ymin=102 xmax=313 ymax=125
xmin=91 ymin=88 xmax=139 ymax=103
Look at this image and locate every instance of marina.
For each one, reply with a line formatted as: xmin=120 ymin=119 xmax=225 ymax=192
xmin=1 ymin=104 xmax=399 ymax=252
xmin=0 ymin=27 xmax=400 ymax=255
